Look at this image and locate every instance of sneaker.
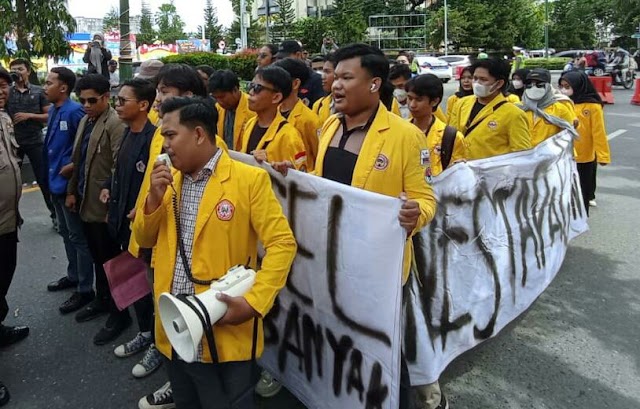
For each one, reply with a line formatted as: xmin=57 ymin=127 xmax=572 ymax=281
xmin=59 ymin=291 xmax=94 ymax=314
xmin=138 ymin=382 xmax=175 ymax=409
xmin=255 ymin=369 xmax=282 ymax=398
xmin=93 ymin=313 xmax=132 ymax=346
xmin=589 ymin=199 xmax=597 ymax=207
xmin=114 ymin=332 xmax=152 ymax=358
xmin=132 ymin=344 xmax=163 ymax=378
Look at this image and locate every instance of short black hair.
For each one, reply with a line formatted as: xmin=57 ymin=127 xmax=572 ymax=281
xmin=471 ymin=58 xmax=510 ymax=91
xmin=10 ymin=58 xmax=31 ymax=70
xmin=121 ymin=78 xmax=157 ymax=112
xmin=273 ymin=58 xmax=310 ymax=85
xmin=405 ymin=74 xmax=444 ymax=108
xmin=160 ymin=97 xmax=219 ymax=142
xmin=255 ymin=66 xmax=293 ymax=100
xmin=263 ymin=44 xmax=278 ymax=56
xmin=208 ymin=69 xmax=240 ymax=93
xmin=75 ymin=74 xmax=110 ymax=95
xmin=156 ymin=64 xmax=207 ymax=97
xmin=196 ymin=65 xmax=215 ymax=78
xmin=334 ymin=43 xmax=389 ymax=82
xmin=389 ymin=63 xmax=412 ymax=81
xmin=311 ymin=55 xmax=325 ymax=64
xmin=0 ymin=67 xmax=11 ymax=84
xmin=51 ymin=67 xmax=77 ymax=94
xmin=324 ymin=53 xmax=337 ymax=66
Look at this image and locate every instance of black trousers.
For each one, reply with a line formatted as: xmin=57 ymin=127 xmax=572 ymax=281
xmin=577 ymin=161 xmax=597 ymax=217
xmin=82 ymin=221 xmax=126 ymax=316
xmin=167 ymin=354 xmax=258 ymax=409
xmin=0 ymin=231 xmax=18 ymax=324
xmin=17 ymin=142 xmax=54 ymax=218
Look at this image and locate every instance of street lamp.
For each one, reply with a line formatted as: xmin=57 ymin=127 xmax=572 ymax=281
xmin=544 ymin=0 xmax=549 ymax=58
xmin=119 ymin=0 xmax=132 ymax=81
xmin=444 ymin=0 xmax=448 ymax=56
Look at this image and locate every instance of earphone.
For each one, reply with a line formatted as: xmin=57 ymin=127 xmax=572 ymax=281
xmin=370 ymin=84 xmax=376 ymax=92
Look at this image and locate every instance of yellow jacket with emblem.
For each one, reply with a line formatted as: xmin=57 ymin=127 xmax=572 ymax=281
xmin=573 ymin=102 xmax=610 ymax=164
xmin=282 ymin=100 xmax=321 ymax=171
xmin=216 ymin=92 xmax=256 ymax=151
xmin=312 ymin=94 xmax=333 ymax=126
xmin=128 ymin=126 xmax=229 ymax=258
xmin=524 ymin=101 xmax=577 ymax=147
xmin=240 ymin=112 xmax=307 ymax=170
xmin=415 ymin=117 xmax=467 ymax=177
xmin=132 ymin=150 xmax=297 ymax=363
xmin=449 ymin=93 xmax=531 ymax=160
xmin=314 ymin=103 xmax=437 ymax=283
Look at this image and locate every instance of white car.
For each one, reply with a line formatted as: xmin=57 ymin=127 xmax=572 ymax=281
xmin=415 ymin=56 xmax=452 ymax=82
xmin=438 ymin=55 xmax=470 ymax=68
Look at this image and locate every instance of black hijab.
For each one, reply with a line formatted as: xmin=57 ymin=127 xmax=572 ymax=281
xmin=559 ymin=71 xmax=603 ymax=105
xmin=507 ymin=68 xmax=530 ymax=98
xmin=454 ymin=66 xmax=474 ymax=98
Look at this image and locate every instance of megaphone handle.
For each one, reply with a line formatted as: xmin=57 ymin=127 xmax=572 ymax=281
xmin=175 ymin=293 xmax=220 ymax=364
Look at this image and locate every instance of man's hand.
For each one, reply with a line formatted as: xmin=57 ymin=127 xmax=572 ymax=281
xmin=99 ymin=189 xmax=110 ymax=204
xmin=145 ymin=161 xmax=172 ymax=214
xmin=13 ymin=112 xmax=32 ymax=125
xmin=398 ymin=192 xmax=421 ymax=234
xmin=271 ymin=161 xmax=294 ymax=176
xmin=59 ymin=163 xmax=74 ymax=179
xmin=65 ymin=194 xmax=77 ymax=212
xmin=252 ymin=150 xmax=267 ymax=163
xmin=215 ymin=293 xmax=259 ymax=326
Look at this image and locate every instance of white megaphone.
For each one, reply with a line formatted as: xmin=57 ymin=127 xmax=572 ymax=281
xmin=158 ymin=265 xmax=256 ymax=363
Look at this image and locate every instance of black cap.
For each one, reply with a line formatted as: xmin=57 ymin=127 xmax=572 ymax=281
xmin=526 ymin=68 xmax=551 ymax=83
xmin=0 ymin=67 xmax=12 ymax=84
xmin=275 ymin=40 xmax=302 ymax=59
xmin=108 ymin=60 xmax=118 ymax=66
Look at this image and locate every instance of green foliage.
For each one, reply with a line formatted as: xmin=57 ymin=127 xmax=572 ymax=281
xmin=137 ymin=1 xmax=157 ymax=45
xmin=523 ymin=57 xmax=571 ymax=70
xmin=0 ymin=0 xmax=76 ymax=59
xmin=228 ymin=0 xmax=264 ymax=48
xmin=271 ymin=0 xmax=297 ymax=42
xmin=331 ymin=0 xmax=367 ymax=45
xmin=291 ymin=18 xmax=332 ymax=53
xmin=160 ymin=52 xmax=258 ymax=81
xmin=548 ymin=0 xmax=597 ymax=49
xmin=155 ymin=2 xmax=185 ymax=44
xmin=201 ymin=0 xmax=225 ymax=43
xmin=425 ymin=7 xmax=468 ymax=50
xmin=103 ymin=7 xmax=120 ymax=32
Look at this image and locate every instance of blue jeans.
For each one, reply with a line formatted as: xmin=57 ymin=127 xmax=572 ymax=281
xmin=51 ymin=194 xmax=94 ymax=293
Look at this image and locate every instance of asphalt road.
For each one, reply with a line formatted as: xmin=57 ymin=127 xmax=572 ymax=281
xmin=2 ymin=82 xmax=639 ymax=409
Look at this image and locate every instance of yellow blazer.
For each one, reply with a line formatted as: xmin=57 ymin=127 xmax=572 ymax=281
xmin=449 ymin=93 xmax=531 ymax=160
xmin=216 ymin=92 xmax=256 ymax=151
xmin=240 ymin=112 xmax=307 ymax=170
xmin=417 ymin=117 xmax=467 ymax=177
xmin=314 ymin=103 xmax=437 ymax=283
xmin=132 ymin=150 xmax=297 ymax=363
xmin=282 ymin=99 xmax=321 ymax=171
xmin=574 ymin=102 xmax=610 ymax=164
xmin=312 ymin=94 xmax=333 ymax=126
xmin=525 ymin=101 xmax=577 ymax=147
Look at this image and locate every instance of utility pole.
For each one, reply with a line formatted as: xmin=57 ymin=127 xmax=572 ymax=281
xmin=443 ymin=0 xmax=448 ymax=56
xmin=544 ymin=0 xmax=549 ymax=58
xmin=240 ymin=0 xmax=248 ymax=49
xmin=265 ymin=0 xmax=271 ymax=44
xmin=119 ymin=0 xmax=132 ymax=81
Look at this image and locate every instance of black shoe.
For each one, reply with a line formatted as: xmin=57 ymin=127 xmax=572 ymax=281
xmin=47 ymin=276 xmax=77 ymax=292
xmin=0 ymin=382 xmax=9 ymax=407
xmin=0 ymin=325 xmax=29 ymax=347
xmin=75 ymin=298 xmax=109 ymax=323
xmin=93 ymin=313 xmax=132 ymax=346
xmin=59 ymin=291 xmax=95 ymax=314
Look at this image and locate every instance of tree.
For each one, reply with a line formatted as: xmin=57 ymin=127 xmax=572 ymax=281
xmin=136 ymin=1 xmax=157 ymax=45
xmin=291 ymin=17 xmax=332 ymax=53
xmin=228 ymin=0 xmax=263 ymax=48
xmin=103 ymin=7 xmax=120 ymax=32
xmin=548 ymin=0 xmax=597 ymax=49
xmin=155 ymin=2 xmax=185 ymax=44
xmin=331 ymin=0 xmax=367 ymax=46
xmin=271 ymin=0 xmax=296 ymax=42
xmin=425 ymin=7 xmax=469 ymax=50
xmin=200 ymin=0 xmax=224 ymax=43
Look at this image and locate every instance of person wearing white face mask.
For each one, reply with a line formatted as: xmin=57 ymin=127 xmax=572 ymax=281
xmin=448 ymin=59 xmax=531 ymax=160
xmin=389 ymin=64 xmax=413 ymax=119
xmin=518 ymin=68 xmax=577 ymax=147
xmin=506 ymin=68 xmax=530 ymax=102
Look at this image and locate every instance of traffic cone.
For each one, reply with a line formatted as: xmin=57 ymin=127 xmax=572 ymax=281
xmin=631 ymin=79 xmax=640 ymax=106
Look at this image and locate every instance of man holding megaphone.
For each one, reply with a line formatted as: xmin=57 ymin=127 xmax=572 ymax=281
xmin=132 ymin=96 xmax=297 ymax=409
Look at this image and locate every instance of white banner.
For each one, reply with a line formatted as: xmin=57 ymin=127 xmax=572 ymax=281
xmin=230 ymin=152 xmax=405 ymax=409
xmin=404 ymin=131 xmax=589 ymax=384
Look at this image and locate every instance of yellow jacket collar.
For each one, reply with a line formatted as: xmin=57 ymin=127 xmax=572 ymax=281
xmin=259 ymin=111 xmax=288 ymax=148
xmin=469 ymin=92 xmax=508 ymax=127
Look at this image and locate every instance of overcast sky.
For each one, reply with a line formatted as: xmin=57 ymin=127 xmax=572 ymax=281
xmin=67 ymin=0 xmax=235 ymax=31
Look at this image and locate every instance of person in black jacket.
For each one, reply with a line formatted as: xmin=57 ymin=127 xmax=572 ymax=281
xmin=99 ymin=78 xmax=162 ymax=378
xmin=83 ymin=34 xmax=112 ymax=79
xmin=275 ymin=40 xmax=324 ymax=107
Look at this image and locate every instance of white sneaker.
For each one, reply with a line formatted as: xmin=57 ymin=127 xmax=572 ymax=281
xmin=138 ymin=382 xmax=175 ymax=409
xmin=132 ymin=344 xmax=163 ymax=378
xmin=114 ymin=332 xmax=152 ymax=358
xmin=589 ymin=200 xmax=597 ymax=207
xmin=255 ymin=369 xmax=282 ymax=397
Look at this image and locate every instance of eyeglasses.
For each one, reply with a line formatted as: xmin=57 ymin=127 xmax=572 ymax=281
xmin=525 ymin=82 xmax=546 ymax=89
xmin=116 ymin=96 xmax=138 ymax=106
xmin=247 ymin=82 xmax=278 ymax=94
xmin=79 ymin=94 xmax=105 ymax=105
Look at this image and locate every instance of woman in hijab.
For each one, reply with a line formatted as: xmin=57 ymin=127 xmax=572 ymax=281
xmin=445 ymin=66 xmax=473 ymax=120
xmin=83 ymin=34 xmax=112 ymax=79
xmin=506 ymin=68 xmax=530 ymax=101
xmin=559 ymin=70 xmax=610 ymax=214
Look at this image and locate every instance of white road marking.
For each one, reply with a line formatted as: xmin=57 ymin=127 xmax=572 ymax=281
xmin=607 ymin=129 xmax=628 ymax=140
xmin=629 ymin=122 xmax=640 ymax=128
xmin=606 ymin=112 xmax=640 ymax=118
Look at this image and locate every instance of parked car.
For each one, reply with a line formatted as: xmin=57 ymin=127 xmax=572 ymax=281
xmin=437 ymin=55 xmax=470 ymax=68
xmin=416 ymin=56 xmax=452 ymax=82
xmin=528 ymin=48 xmax=556 ymax=58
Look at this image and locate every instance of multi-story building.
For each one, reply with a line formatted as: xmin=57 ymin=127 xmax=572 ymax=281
xmin=252 ymin=0 xmax=334 ymax=21
xmin=72 ymin=16 xmax=142 ymax=35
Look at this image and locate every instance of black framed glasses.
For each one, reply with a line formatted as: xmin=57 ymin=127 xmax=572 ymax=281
xmin=116 ymin=96 xmax=138 ymax=106
xmin=525 ymin=82 xmax=547 ymax=89
xmin=79 ymin=94 xmax=105 ymax=105
xmin=247 ymin=82 xmax=278 ymax=94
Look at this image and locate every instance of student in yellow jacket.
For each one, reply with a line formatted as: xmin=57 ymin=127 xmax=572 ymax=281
xmin=518 ymin=68 xmax=577 ymax=147
xmin=559 ymin=71 xmax=611 ymax=215
xmin=132 ymin=97 xmax=296 ymax=408
xmin=312 ymin=54 xmax=336 ymax=126
xmin=406 ymin=74 xmax=467 ymax=177
xmin=449 ymin=59 xmax=531 ymax=160
xmin=240 ymin=66 xmax=307 ymax=170
xmin=446 ymin=66 xmax=473 ymax=120
xmin=273 ymin=58 xmax=322 ymax=171
xmin=210 ymin=70 xmax=256 ymax=151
